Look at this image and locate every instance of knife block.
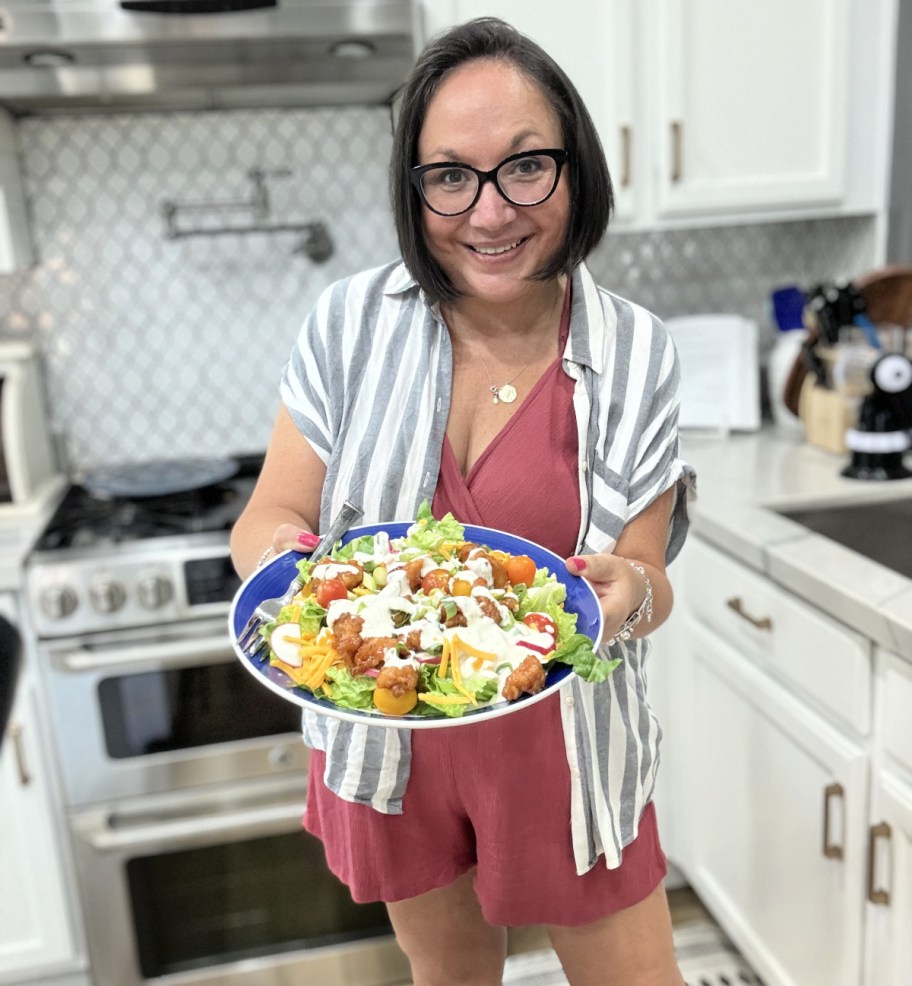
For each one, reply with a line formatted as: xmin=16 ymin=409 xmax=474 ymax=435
xmin=798 ymin=377 xmax=856 ymax=453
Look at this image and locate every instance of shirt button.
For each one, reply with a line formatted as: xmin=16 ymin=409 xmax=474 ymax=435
xmin=565 ymin=696 xmax=575 ymax=708
xmin=571 ymin=767 xmax=581 ymax=778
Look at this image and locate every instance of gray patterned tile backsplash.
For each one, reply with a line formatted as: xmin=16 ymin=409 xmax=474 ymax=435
xmin=0 ymin=107 xmax=878 ymax=472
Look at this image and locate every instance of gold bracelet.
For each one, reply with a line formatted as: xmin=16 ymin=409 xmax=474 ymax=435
xmin=256 ymin=546 xmax=276 ymax=569
xmin=606 ymin=561 xmax=654 ymax=645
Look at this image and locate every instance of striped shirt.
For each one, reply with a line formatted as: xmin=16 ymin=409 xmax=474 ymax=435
xmin=280 ymin=259 xmax=695 ymax=875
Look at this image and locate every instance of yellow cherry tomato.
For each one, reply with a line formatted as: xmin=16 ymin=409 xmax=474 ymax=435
xmin=373 ymin=687 xmax=418 ymax=716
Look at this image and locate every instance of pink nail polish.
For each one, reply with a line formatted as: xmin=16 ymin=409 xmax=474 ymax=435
xmin=297 ymin=531 xmax=320 ymax=548
xmin=568 ymin=556 xmax=586 ymax=573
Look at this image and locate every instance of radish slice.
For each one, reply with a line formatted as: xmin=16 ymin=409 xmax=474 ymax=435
xmin=269 ymin=624 xmax=304 ymax=666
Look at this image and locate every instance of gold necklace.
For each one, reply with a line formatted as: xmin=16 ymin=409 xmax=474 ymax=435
xmin=479 ymin=357 xmax=535 ymax=405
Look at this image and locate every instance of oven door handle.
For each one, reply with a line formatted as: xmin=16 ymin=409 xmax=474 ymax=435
xmin=78 ymin=799 xmax=305 ymax=852
xmin=53 ymin=634 xmax=236 ymax=672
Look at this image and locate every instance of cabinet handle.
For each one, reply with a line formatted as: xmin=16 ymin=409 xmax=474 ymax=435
xmin=619 ymin=125 xmax=632 ymax=187
xmin=5 ymin=722 xmax=32 ymax=786
xmin=725 ymin=596 xmax=773 ymax=631
xmin=670 ymin=120 xmax=683 ymax=182
xmin=867 ymin=821 xmax=892 ymax=905
xmin=822 ymin=782 xmax=845 ymax=859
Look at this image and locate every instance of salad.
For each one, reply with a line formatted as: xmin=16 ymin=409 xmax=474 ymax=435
xmin=258 ymin=504 xmax=619 ymax=719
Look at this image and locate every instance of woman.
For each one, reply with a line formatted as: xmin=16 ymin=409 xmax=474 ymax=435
xmin=231 ymin=17 xmax=693 ymax=986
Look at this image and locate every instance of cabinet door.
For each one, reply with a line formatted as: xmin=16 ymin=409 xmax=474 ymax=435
xmin=653 ymin=0 xmax=850 ymax=217
xmin=687 ymin=616 xmax=868 ymax=986
xmin=0 ymin=674 xmax=80 ymax=980
xmin=864 ymin=772 xmax=912 ymax=986
xmin=421 ymin=1 xmax=638 ymax=220
xmin=0 ymin=109 xmax=35 ymax=272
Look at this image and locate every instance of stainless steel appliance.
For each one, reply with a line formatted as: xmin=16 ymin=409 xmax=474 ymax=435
xmin=24 ymin=456 xmax=410 ymax=986
xmin=0 ymin=0 xmax=417 ymax=114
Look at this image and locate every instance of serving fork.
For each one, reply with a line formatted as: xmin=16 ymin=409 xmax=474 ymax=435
xmin=236 ymin=499 xmax=363 ymax=657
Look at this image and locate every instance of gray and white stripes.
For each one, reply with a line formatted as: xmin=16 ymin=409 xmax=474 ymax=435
xmin=281 ymin=259 xmax=694 ymax=874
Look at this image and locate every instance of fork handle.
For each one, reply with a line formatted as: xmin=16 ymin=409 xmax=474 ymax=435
xmin=311 ymin=500 xmax=364 ymax=562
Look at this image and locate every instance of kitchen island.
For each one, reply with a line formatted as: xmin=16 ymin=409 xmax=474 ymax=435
xmin=656 ymin=426 xmax=912 ymax=986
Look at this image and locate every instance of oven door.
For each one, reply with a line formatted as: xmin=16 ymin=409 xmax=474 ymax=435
xmin=68 ymin=776 xmax=409 ymax=986
xmin=40 ymin=617 xmax=306 ymax=805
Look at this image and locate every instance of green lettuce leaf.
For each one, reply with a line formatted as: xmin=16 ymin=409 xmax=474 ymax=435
xmin=320 ymin=665 xmax=375 ymax=709
xmin=334 ymin=533 xmax=378 ymax=561
xmin=402 ymin=501 xmax=465 ymax=557
xmin=552 ymin=633 xmax=620 ymax=683
xmin=296 ymin=598 xmax=327 ymax=638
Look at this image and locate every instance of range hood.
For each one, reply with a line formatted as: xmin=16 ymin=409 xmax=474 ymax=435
xmin=0 ymin=0 xmax=418 ymax=114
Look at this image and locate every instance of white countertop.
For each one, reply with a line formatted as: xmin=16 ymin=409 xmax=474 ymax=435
xmin=680 ymin=427 xmax=912 ymax=659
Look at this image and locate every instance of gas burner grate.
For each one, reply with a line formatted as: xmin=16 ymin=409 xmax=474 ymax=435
xmin=32 ymin=455 xmax=263 ymax=553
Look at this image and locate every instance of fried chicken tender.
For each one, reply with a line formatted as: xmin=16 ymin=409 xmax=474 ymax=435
xmin=474 ymin=594 xmax=502 ymax=622
xmin=405 ymin=557 xmax=424 ymax=592
xmin=351 ymin=637 xmax=399 ymax=676
xmin=331 ymin=612 xmax=364 ymax=661
xmin=502 ymin=655 xmax=546 ymax=701
xmin=375 ymin=664 xmax=419 ymax=696
xmin=400 ymin=629 xmax=423 ymax=651
xmin=313 ymin=559 xmax=364 ymax=589
xmin=439 ymin=604 xmax=467 ymax=628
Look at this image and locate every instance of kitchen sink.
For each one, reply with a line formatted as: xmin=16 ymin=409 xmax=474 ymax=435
xmin=776 ymin=496 xmax=912 ymax=580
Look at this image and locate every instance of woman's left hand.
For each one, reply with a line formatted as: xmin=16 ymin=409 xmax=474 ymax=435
xmin=563 ymin=487 xmax=676 ymax=641
xmin=565 ymin=553 xmax=649 ymax=639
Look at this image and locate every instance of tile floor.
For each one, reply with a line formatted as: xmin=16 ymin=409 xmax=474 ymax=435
xmin=392 ymin=886 xmax=764 ymax=986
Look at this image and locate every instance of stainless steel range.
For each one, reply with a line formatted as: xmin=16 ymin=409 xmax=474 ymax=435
xmin=24 ymin=456 xmax=408 ymax=986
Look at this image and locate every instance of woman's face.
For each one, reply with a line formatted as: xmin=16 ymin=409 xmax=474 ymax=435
xmin=416 ymin=58 xmax=569 ymax=305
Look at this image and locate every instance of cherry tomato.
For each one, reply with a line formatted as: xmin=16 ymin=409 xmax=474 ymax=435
xmin=373 ymin=687 xmax=419 ymax=716
xmin=523 ymin=612 xmax=557 ymax=640
xmin=450 ymin=578 xmax=474 ymax=596
xmin=421 ymin=568 xmax=451 ymax=594
xmin=315 ymin=577 xmax=348 ymax=608
xmin=506 ymin=554 xmax=536 ymax=587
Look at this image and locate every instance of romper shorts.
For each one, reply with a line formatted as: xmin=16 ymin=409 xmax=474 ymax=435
xmin=304 ymin=691 xmax=667 ymax=927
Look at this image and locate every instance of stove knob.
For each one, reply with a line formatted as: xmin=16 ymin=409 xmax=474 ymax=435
xmin=89 ymin=579 xmax=127 ymax=614
xmin=40 ymin=586 xmax=78 ymax=621
xmin=137 ymin=575 xmax=173 ymax=610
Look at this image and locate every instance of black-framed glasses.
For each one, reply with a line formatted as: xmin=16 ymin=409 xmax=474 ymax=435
xmin=410 ymin=148 xmax=568 ymax=217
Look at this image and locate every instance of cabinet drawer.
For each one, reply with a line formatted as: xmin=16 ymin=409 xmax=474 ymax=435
xmin=683 ymin=538 xmax=872 ymax=735
xmin=881 ymin=652 xmax=912 ymax=775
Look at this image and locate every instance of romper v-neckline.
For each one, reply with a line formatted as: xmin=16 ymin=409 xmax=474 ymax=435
xmin=441 ymin=357 xmax=565 ymax=483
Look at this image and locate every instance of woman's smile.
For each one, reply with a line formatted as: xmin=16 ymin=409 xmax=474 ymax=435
xmin=469 ymin=236 xmax=528 ymax=257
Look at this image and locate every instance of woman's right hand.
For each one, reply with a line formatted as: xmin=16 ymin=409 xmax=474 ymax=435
xmin=256 ymin=524 xmax=321 ymax=569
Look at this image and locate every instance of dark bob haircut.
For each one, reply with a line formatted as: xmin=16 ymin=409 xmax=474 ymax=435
xmin=389 ymin=17 xmax=614 ymax=304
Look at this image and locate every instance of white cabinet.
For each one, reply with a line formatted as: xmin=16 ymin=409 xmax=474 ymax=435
xmin=652 ymin=0 xmax=850 ymax=218
xmin=0 ymin=109 xmax=34 ymax=272
xmin=0 ymin=595 xmax=83 ymax=984
xmin=687 ymin=615 xmax=868 ymax=986
xmin=865 ymin=772 xmax=912 ymax=986
xmin=418 ymin=0 xmax=894 ymax=227
xmin=864 ymin=650 xmax=912 ymax=986
xmin=671 ymin=537 xmax=912 ymax=986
